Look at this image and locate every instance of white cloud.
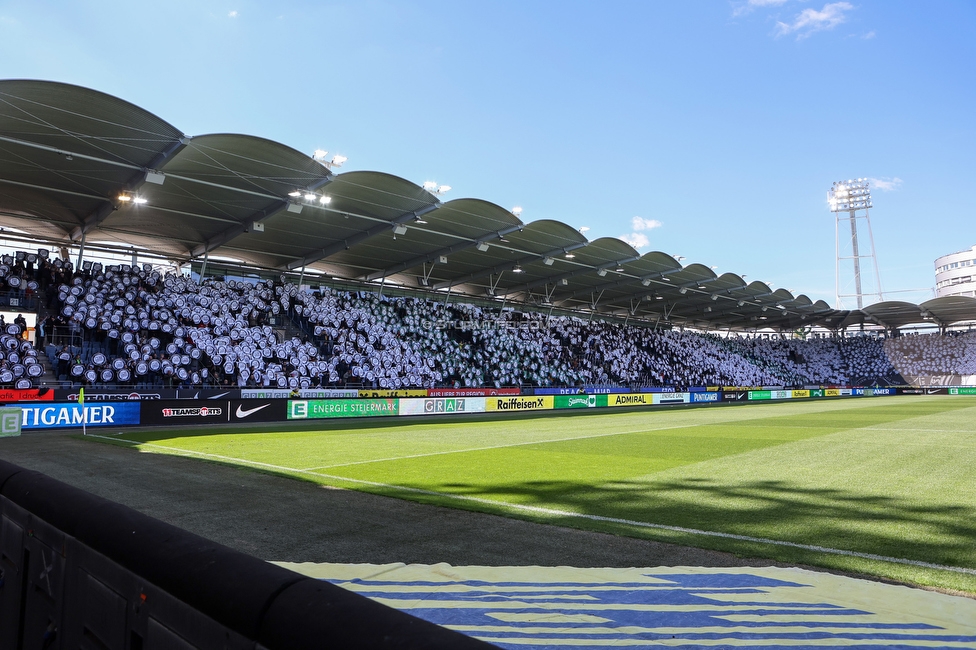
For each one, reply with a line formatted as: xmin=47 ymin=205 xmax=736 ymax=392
xmin=867 ymin=177 xmax=902 ymax=191
xmin=862 ymin=30 xmax=876 ymax=39
xmin=228 ymin=10 xmax=238 ymax=18
xmin=631 ymin=216 xmax=663 ymax=231
xmin=775 ymin=2 xmax=853 ymax=39
xmin=619 ymin=232 xmax=649 ymax=250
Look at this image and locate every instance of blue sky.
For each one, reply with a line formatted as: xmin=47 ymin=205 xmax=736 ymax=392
xmin=1 ymin=1 xmax=973 ymax=306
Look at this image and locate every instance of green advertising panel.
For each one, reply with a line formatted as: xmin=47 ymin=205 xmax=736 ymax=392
xmin=809 ymin=389 xmax=824 ymax=398
xmin=0 ymin=407 xmax=21 ymax=437
xmin=287 ymin=399 xmax=399 ymax=420
xmin=554 ymin=394 xmax=609 ymax=409
xmin=748 ymin=391 xmax=772 ymax=401
xmin=949 ymin=387 xmax=976 ymax=395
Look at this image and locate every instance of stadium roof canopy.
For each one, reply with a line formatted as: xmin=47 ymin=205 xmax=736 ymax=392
xmin=0 ymin=79 xmax=974 ymax=331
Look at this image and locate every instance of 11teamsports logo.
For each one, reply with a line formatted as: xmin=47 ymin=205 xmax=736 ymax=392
xmin=162 ymin=406 xmax=223 ymax=418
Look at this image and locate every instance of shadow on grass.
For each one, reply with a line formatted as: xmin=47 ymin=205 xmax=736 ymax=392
xmin=421 ymin=476 xmax=976 ymax=569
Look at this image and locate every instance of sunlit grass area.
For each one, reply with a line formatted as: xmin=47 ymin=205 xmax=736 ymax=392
xmin=103 ymin=396 xmax=976 ymax=593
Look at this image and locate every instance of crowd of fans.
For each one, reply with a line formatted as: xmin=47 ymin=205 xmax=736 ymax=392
xmin=0 ymin=249 xmax=963 ymax=390
xmin=883 ymin=331 xmax=976 ymax=381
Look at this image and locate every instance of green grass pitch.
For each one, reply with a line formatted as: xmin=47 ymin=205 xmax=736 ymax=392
xmin=102 ymin=396 xmax=976 ymax=593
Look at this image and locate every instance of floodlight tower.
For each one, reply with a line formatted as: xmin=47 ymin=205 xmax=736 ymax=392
xmin=828 ymin=178 xmax=884 ymax=309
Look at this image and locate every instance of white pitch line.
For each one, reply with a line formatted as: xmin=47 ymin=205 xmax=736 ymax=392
xmin=88 ymin=433 xmax=976 ymax=578
xmin=300 ymin=421 xmax=712 ymax=471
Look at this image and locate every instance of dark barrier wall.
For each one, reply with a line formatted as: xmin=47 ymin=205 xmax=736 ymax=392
xmin=0 ymin=460 xmax=495 ymax=650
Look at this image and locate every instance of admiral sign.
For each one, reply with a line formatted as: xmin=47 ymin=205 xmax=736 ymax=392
xmin=608 ymin=393 xmax=652 ymax=407
xmin=485 ymin=396 xmax=553 ymax=412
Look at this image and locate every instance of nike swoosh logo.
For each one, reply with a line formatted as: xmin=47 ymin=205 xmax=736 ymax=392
xmin=926 ymin=389 xmax=939 ymax=394
xmin=208 ymin=392 xmax=229 ymax=399
xmin=236 ymin=403 xmax=270 ymax=418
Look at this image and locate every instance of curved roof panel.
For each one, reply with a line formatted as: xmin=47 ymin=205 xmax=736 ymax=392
xmin=2 ymin=79 xmax=973 ymax=330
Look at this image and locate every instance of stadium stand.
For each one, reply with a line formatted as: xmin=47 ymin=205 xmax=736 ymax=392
xmin=20 ymin=258 xmax=914 ymax=391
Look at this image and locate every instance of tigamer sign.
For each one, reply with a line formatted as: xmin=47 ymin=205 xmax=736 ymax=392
xmin=20 ymin=402 xmax=141 ymax=429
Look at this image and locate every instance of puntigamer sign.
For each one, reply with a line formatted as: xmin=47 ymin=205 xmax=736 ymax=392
xmin=20 ymin=402 xmax=141 ymax=429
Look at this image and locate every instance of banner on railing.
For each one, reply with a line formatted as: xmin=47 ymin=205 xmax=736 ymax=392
xmin=485 ymin=396 xmax=553 ymax=412
xmin=948 ymin=387 xmax=976 ymax=395
xmin=358 ymin=389 xmax=427 ymax=398
xmin=139 ymin=400 xmax=288 ymax=425
xmin=240 ymin=388 xmax=359 ymax=400
xmin=399 ymin=397 xmax=486 ymax=416
xmin=20 ymin=402 xmax=141 ymax=429
xmin=0 ymin=388 xmax=54 ymax=402
xmin=607 ymin=393 xmax=653 ymax=407
xmin=287 ymin=398 xmax=399 ymax=420
xmin=554 ymin=394 xmax=608 ymax=409
xmin=427 ymin=388 xmax=520 ymax=397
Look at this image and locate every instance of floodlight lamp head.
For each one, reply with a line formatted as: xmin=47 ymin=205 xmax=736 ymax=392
xmin=423 ymin=181 xmax=438 ymax=191
xmin=543 ymin=257 xmax=554 ymax=266
xmin=513 ymin=264 xmax=523 ymax=273
xmin=312 ymin=149 xmax=328 ymax=160
xmin=511 ymin=206 xmax=523 ymax=217
xmin=679 ymin=287 xmax=688 ymax=294
xmin=641 ymin=278 xmax=651 ymax=286
xmin=476 ymin=242 xmax=490 ymax=252
xmin=597 ymin=268 xmax=608 ymax=277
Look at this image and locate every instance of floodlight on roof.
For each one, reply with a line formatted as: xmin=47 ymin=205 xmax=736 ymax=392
xmin=615 ymin=266 xmax=624 ymax=272
xmin=319 ymin=195 xmax=331 ymax=204
xmin=393 ymin=224 xmax=408 ymax=236
xmin=132 ymin=197 xmax=148 ymax=205
xmin=578 ymin=226 xmax=590 ymax=234
xmin=330 ymin=155 xmax=347 ymax=167
xmin=827 ymin=178 xmax=872 ymax=212
xmin=711 ymin=294 xmax=719 ymax=300
xmin=543 ymin=257 xmax=554 ymax=266
xmin=288 ymin=190 xmax=302 ymax=197
xmin=117 ymin=194 xmax=132 ymax=202
xmin=304 ymin=193 xmax=317 ymax=201
xmin=641 ymin=278 xmax=651 ymax=286
xmin=597 ymin=269 xmax=608 ymax=277
xmin=513 ymin=264 xmax=523 ymax=273
xmin=560 ymin=278 xmax=568 ymax=285
xmin=312 ymin=150 xmax=328 ymax=160
xmin=423 ymin=181 xmax=451 ymax=196
xmin=511 ymin=206 xmax=523 ymax=217
xmin=679 ymin=287 xmax=688 ymax=294
xmin=564 ymin=253 xmax=575 ymax=259
xmin=476 ymin=242 xmax=490 ymax=252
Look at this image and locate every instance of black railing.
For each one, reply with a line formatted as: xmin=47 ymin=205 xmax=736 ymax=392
xmin=0 ymin=459 xmax=494 ymax=650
